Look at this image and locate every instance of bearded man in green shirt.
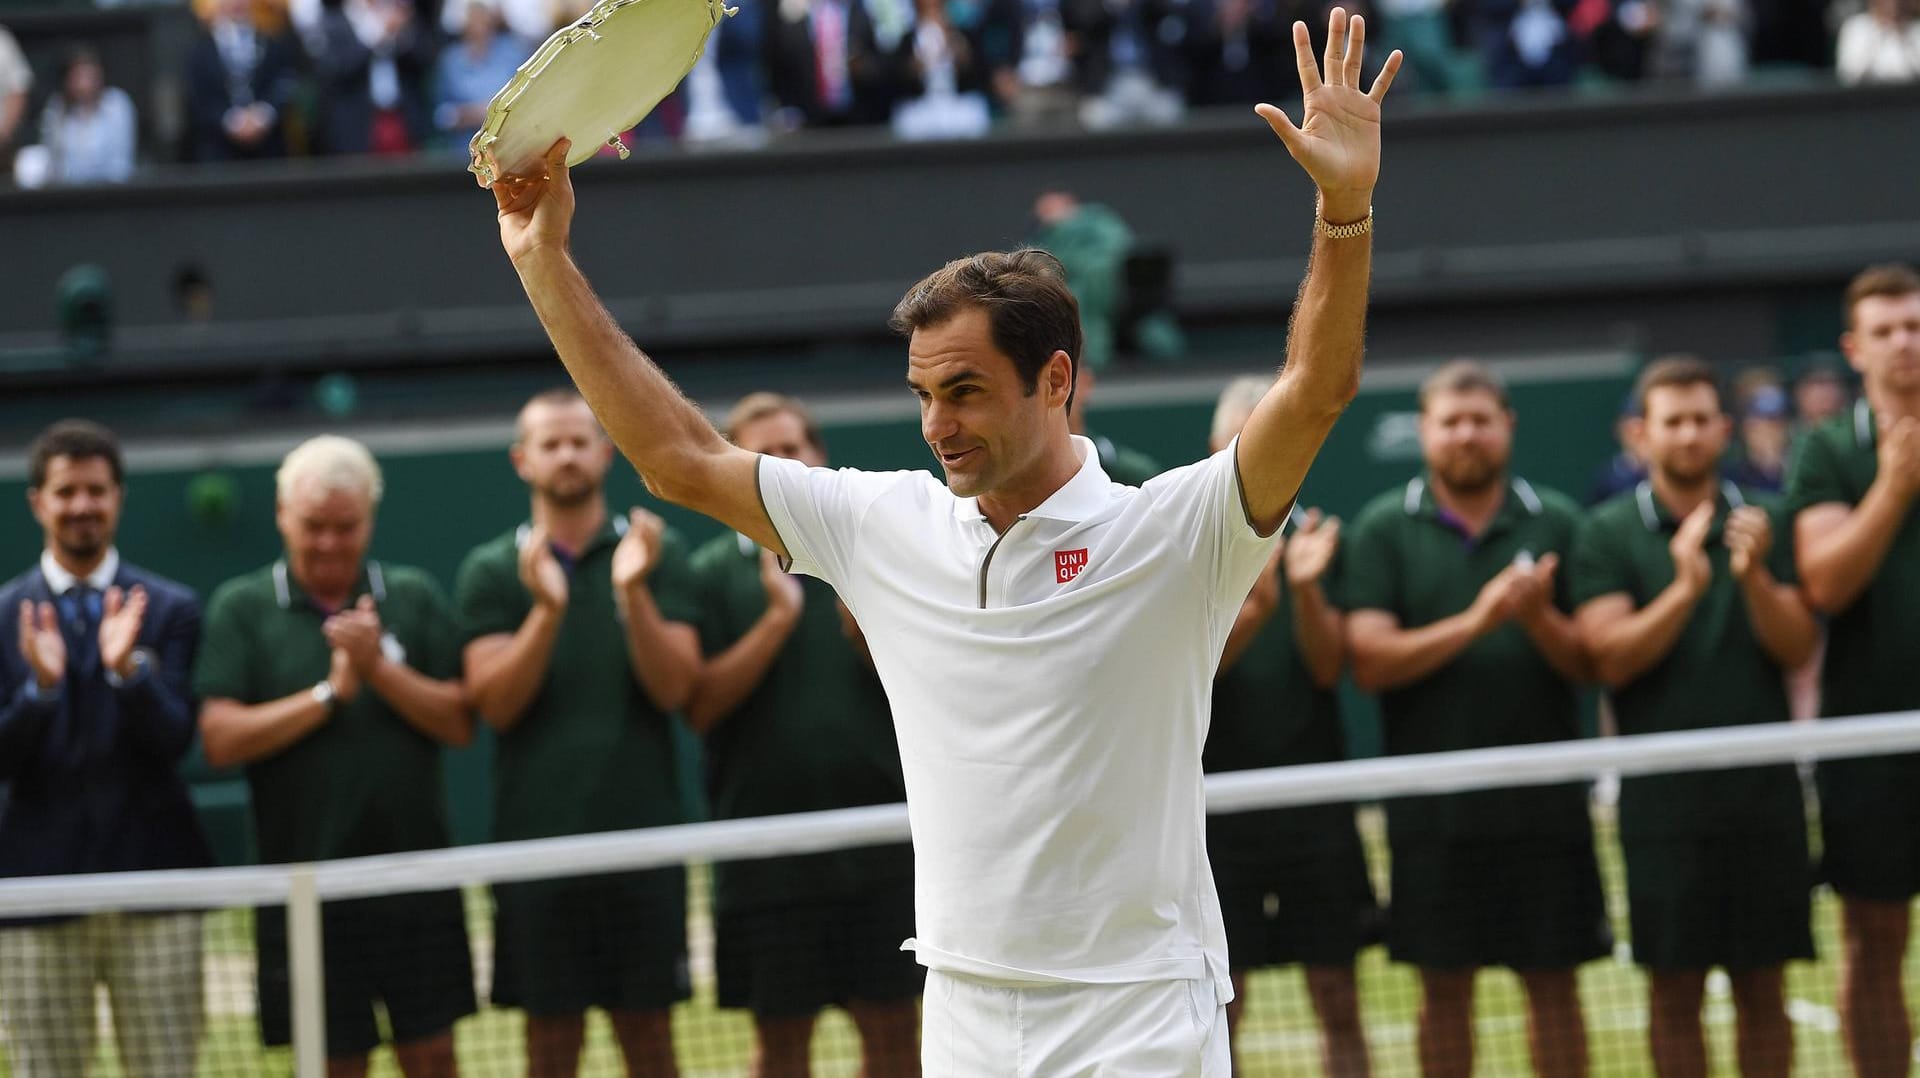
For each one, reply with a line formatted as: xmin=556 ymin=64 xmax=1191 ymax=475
xmin=454 ymin=389 xmax=703 ymax=1078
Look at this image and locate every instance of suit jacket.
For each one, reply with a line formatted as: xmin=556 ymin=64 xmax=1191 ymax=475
xmin=184 ymin=25 xmax=301 ymax=161
xmin=0 ymin=561 xmax=213 ymax=888
xmin=763 ymin=0 xmax=893 ymax=126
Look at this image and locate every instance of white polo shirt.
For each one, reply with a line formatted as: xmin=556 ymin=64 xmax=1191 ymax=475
xmin=758 ymin=435 xmax=1278 ymax=997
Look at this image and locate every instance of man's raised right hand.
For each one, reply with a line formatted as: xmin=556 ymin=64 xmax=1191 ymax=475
xmin=494 ymin=138 xmax=577 ymax=266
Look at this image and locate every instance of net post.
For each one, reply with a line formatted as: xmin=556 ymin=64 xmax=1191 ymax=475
xmin=287 ymin=866 xmax=327 ymax=1078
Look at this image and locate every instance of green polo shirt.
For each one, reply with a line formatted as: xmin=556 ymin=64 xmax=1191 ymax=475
xmin=1203 ymin=543 xmax=1349 ymax=867
xmin=1570 ymin=481 xmax=1804 ymax=842
xmin=1090 ymin=433 xmax=1162 ymax=488
xmin=453 ymin=519 xmax=701 ymax=842
xmin=194 ymin=560 xmax=460 ymax=864
xmin=690 ymin=532 xmax=909 ymax=913
xmin=1786 ymin=400 xmax=1920 ymax=718
xmin=1342 ymin=475 xmax=1589 ymax=843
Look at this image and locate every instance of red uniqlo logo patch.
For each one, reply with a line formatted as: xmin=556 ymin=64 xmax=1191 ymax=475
xmin=1055 ymin=548 xmax=1089 ymax=584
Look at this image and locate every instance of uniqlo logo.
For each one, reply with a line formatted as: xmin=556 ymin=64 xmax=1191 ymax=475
xmin=1055 ymin=548 xmax=1089 ymax=584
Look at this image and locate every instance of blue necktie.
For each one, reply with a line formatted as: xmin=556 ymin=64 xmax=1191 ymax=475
xmin=62 ymin=586 xmax=102 ymax=677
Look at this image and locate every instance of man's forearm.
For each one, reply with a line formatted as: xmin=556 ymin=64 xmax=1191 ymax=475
xmin=1282 ymin=197 xmax=1373 ymax=410
xmin=617 ymin=585 xmax=699 ymax=713
xmin=468 ymin=606 xmax=563 ymax=732
xmin=1519 ymin=607 xmax=1593 ymax=685
xmin=199 ymin=694 xmax=330 ymax=769
xmin=1587 ymin=584 xmax=1698 ymax=688
xmin=1349 ymin=609 xmax=1483 ymax=693
xmin=685 ymin=608 xmax=799 ymax=732
xmin=1799 ymin=480 xmax=1912 ymax=613
xmin=1742 ymin=571 xmax=1819 ymax=669
xmin=1289 ymin=581 xmax=1345 ymax=689
xmin=512 ymin=250 xmax=731 ymax=489
xmin=366 ymin=661 xmax=472 ymax=747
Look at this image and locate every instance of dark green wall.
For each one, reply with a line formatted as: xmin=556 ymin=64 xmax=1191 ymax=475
xmin=0 ymin=360 xmax=1630 ymax=862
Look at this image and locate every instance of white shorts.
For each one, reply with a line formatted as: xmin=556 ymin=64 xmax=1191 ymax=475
xmin=921 ymin=970 xmax=1230 ymax=1076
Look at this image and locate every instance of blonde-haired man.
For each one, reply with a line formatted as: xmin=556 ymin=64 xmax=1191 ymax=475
xmin=197 ymin=434 xmax=475 ymax=1075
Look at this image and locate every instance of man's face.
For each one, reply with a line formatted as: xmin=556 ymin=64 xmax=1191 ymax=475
xmin=1418 ymin=389 xmax=1513 ymax=494
xmin=908 ymin=307 xmax=1069 ymax=498
xmin=512 ymin=400 xmax=612 ymax=506
xmin=734 ymin=410 xmax=825 ymax=468
xmin=29 ymin=455 xmax=122 ymax=563
xmin=1638 ymin=383 xmax=1728 ymax=487
xmin=276 ymin=480 xmax=374 ymax=599
xmin=1845 ymin=293 xmax=1920 ymax=400
xmin=1794 ymin=374 xmax=1847 ymax=424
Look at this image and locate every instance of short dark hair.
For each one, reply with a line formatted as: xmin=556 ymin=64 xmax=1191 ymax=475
xmin=1846 ymin=263 xmax=1920 ymax=330
xmin=515 ymin=387 xmax=595 ymax=442
xmin=29 ymin=419 xmax=124 ymax=489
xmin=1633 ymin=354 xmax=1723 ymax=415
xmin=1418 ymin=359 xmax=1510 ymax=413
xmin=725 ymin=392 xmax=825 ymax=451
xmin=889 ymin=249 xmax=1082 ymax=413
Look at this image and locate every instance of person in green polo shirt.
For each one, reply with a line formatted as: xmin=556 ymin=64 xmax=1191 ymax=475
xmin=1070 ymin=364 xmax=1162 ymax=486
xmin=1572 ymin=357 xmax=1817 ymax=1078
xmin=1788 ymin=263 xmax=1920 ymax=1078
xmin=1343 ymin=360 xmax=1608 ymax=1078
xmin=453 ymin=388 xmax=702 ymax=1078
xmin=195 ymin=434 xmax=476 ymax=1074
xmin=1201 ymin=376 xmax=1376 ymax=1078
xmin=685 ymin=393 xmax=919 ymax=1078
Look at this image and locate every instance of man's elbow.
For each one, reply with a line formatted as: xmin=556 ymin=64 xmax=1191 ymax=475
xmin=1797 ymin=573 xmax=1848 ymax=616
xmin=198 ymin=715 xmax=240 ymax=770
xmin=1347 ymin=651 xmax=1389 ymax=693
xmin=441 ymin=711 xmax=477 ymax=748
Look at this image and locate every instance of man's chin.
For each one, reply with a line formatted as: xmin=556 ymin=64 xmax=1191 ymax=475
xmin=56 ymin=536 xmax=106 ymax=561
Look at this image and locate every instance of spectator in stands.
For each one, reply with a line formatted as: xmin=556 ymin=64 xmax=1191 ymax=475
xmin=432 ymin=0 xmax=529 ymax=149
xmin=680 ymin=0 xmax=767 ymax=143
xmin=890 ymin=0 xmax=993 ymax=139
xmin=1788 ymin=263 xmax=1920 ymax=1078
xmin=39 ymin=48 xmax=138 ymax=185
xmin=686 ymin=393 xmax=920 ymax=1078
xmin=1203 ymin=376 xmax=1375 ymax=1078
xmin=1072 ymin=0 xmax=1186 ymax=128
xmin=1469 ymin=0 xmax=1581 ymax=88
xmin=1573 ymin=357 xmax=1816 ymax=1078
xmin=440 ymin=0 xmax=572 ymax=46
xmin=1647 ymin=0 xmax=1749 ymax=85
xmin=453 ymin=390 xmax=699 ymax=1078
xmin=1727 ymin=381 xmax=1791 ymax=492
xmin=1376 ymin=0 xmax=1459 ymax=92
xmin=1792 ymin=358 xmax=1853 ymax=433
xmin=1031 ymin=189 xmax=1132 ymax=369
xmin=1587 ymin=393 xmax=1648 ymax=505
xmin=1345 ymin=360 xmax=1608 ymax=1078
xmin=1179 ymin=0 xmax=1291 ymax=106
xmin=310 ymin=0 xmax=436 ymax=154
xmin=0 ymin=25 xmax=29 ymax=180
xmin=196 ymin=435 xmax=475 ymax=1074
xmin=1070 ymin=364 xmax=1162 ymax=484
xmin=1836 ymin=0 xmax=1920 ymax=81
xmin=989 ymin=0 xmax=1083 ymax=126
xmin=0 ymin=421 xmax=212 ymax=1078
xmin=764 ymin=0 xmax=893 ymax=129
xmin=186 ymin=0 xmax=300 ymax=161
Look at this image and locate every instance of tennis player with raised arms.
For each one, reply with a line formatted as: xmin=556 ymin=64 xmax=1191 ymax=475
xmin=491 ymin=11 xmax=1399 ymax=1070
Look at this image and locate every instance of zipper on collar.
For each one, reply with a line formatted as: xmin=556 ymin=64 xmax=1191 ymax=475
xmin=977 ymin=516 xmax=1028 ymax=609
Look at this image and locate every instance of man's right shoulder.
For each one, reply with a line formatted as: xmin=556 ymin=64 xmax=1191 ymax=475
xmin=0 ymin=567 xmax=39 ymax=606
xmin=205 ymin=565 xmax=278 ymax=611
xmin=1350 ymin=484 xmax=1416 ymax=533
xmin=458 ymin=528 xmax=522 ymax=571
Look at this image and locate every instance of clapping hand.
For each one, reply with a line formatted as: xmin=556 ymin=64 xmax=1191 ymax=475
xmin=17 ymin=600 xmax=65 ymax=691
xmin=612 ymin=508 xmax=666 ymax=593
xmin=323 ymin=596 xmax=385 ymax=677
xmin=98 ymin=585 xmax=148 ymax=680
xmin=1724 ymin=505 xmax=1772 ymax=583
xmin=1283 ymin=509 xmax=1341 ymax=588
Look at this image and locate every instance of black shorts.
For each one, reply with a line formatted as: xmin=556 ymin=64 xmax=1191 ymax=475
xmin=716 ymin=882 xmax=923 ymax=1018
xmin=1819 ymin=754 xmax=1920 ymax=901
xmin=1387 ymin=835 xmax=1612 ymax=971
xmin=492 ymin=869 xmax=689 ymax=1016
xmin=1624 ymin=831 xmax=1814 ymax=971
xmin=1214 ymin=834 xmax=1380 ymax=970
xmin=257 ymin=890 xmax=476 ymax=1057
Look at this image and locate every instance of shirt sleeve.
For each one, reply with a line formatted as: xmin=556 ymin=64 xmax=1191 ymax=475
xmin=453 ymin=545 xmax=524 ymax=644
xmin=1337 ymin=503 xmax=1400 ymax=615
xmin=647 ymin=529 xmax=704 ymax=626
xmin=1138 ymin=436 xmax=1283 ymax=610
xmin=756 ymin=454 xmax=912 ymax=588
xmin=1568 ymin=512 xmax=1634 ymax=607
xmin=1785 ymin=428 xmax=1851 ymax=514
xmin=193 ymin=582 xmax=258 ymax=703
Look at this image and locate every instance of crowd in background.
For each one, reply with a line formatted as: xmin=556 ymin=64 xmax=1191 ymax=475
xmin=1 ymin=0 xmax=1918 ymax=184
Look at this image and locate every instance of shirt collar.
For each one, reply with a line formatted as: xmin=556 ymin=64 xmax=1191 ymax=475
xmin=40 ymin=548 xmax=118 ymax=595
xmin=1403 ymin=475 xmax=1544 ymax=524
xmin=952 ymin=435 xmax=1113 ymax=525
xmin=273 ymin=557 xmax=387 ymax=611
xmin=1855 ymin=397 xmax=1875 ymax=449
xmin=1634 ymin=478 xmax=1746 ymax=532
xmin=513 ymin=511 xmax=628 ymax=554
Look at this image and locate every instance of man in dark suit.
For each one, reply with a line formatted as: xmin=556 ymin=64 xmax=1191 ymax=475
xmin=185 ymin=0 xmax=301 ymax=161
xmin=0 ymin=419 xmax=212 ymax=1078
